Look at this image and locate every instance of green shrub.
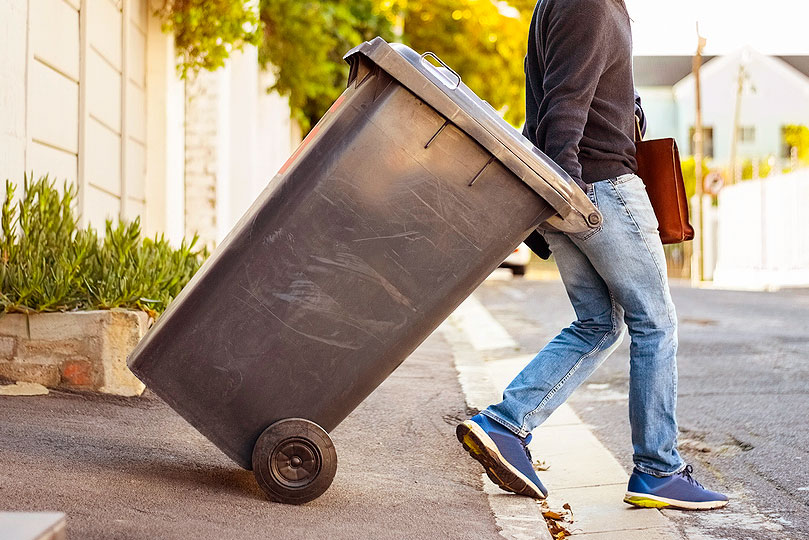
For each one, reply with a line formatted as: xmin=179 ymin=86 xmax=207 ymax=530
xmin=1 ymin=174 xmax=206 ymax=317
xmin=740 ymin=157 xmax=773 ymax=181
xmin=783 ymin=124 xmax=809 ymax=165
xmin=680 ymin=156 xmax=711 ymax=201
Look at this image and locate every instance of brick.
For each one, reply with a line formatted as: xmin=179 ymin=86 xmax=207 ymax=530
xmin=18 ymin=338 xmax=100 ymax=360
xmin=61 ymin=358 xmax=95 ymax=387
xmin=0 ymin=337 xmax=16 ymax=359
xmin=13 ymin=352 xmax=66 ymax=366
xmin=0 ymin=310 xmax=147 ymax=396
xmin=0 ymin=362 xmax=60 ymax=387
xmin=99 ymin=310 xmax=147 ymax=396
xmin=0 ymin=314 xmax=29 ymax=338
xmin=27 ymin=311 xmax=106 ymax=341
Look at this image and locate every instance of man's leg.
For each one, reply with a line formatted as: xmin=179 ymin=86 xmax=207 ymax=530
xmin=483 ymin=229 xmax=627 ymax=437
xmin=456 ymin=195 xmax=628 ymax=500
xmin=458 ymin=174 xmax=726 ymax=506
xmin=567 ymin=174 xmax=727 ymax=509
xmin=568 ymin=175 xmax=682 ymax=475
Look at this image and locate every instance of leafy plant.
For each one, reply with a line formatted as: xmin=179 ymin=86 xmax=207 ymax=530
xmin=1 ymin=176 xmax=95 ymax=312
xmin=258 ymin=0 xmax=394 ymax=132
xmin=782 ymin=124 xmax=809 ymax=166
xmin=160 ymin=0 xmax=533 ymax=131
xmin=740 ymin=157 xmax=773 ymax=181
xmin=86 ymin=219 xmax=204 ymax=315
xmin=680 ymin=157 xmax=710 ymax=200
xmin=1 ymin=174 xmax=206 ymax=317
xmin=158 ymin=0 xmax=262 ymax=77
xmin=258 ymin=0 xmax=532 ymax=132
xmin=384 ymin=0 xmax=531 ymax=128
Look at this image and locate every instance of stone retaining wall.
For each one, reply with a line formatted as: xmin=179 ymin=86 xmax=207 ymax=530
xmin=0 ymin=310 xmax=150 ymax=397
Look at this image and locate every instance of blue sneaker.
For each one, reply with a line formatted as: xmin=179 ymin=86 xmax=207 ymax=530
xmin=624 ymin=465 xmax=729 ymax=510
xmin=456 ymin=414 xmax=547 ymax=499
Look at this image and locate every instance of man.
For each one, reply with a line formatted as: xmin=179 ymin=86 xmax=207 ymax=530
xmin=456 ymin=0 xmax=728 ymax=510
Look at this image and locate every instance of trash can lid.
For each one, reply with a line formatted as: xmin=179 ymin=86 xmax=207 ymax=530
xmin=344 ymin=37 xmax=601 ymax=233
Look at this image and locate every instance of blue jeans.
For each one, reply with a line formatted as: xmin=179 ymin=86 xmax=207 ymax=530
xmin=483 ymin=173 xmax=685 ymax=476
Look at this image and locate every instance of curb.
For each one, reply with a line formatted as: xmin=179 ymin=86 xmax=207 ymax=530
xmin=441 ymin=293 xmax=681 ymax=540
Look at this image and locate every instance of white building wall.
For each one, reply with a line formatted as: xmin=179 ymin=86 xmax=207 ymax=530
xmin=184 ymin=44 xmax=300 ymax=246
xmin=2 ymin=0 xmax=297 ymax=247
xmin=227 ymin=46 xmax=259 ymax=232
xmin=28 ymin=0 xmax=80 ymax=186
xmin=184 ymin=68 xmax=222 ymax=247
xmin=674 ymin=49 xmax=809 ymax=163
xmin=258 ymin=69 xmax=301 ymax=185
xmin=713 ymin=170 xmax=809 ymax=289
xmin=81 ymin=0 xmax=151 ymax=227
xmin=0 ymin=0 xmax=162 ymax=231
xmin=636 ymin=86 xmax=679 ymax=140
xmin=0 ymin=0 xmax=29 ymax=184
xmin=144 ymin=8 xmax=185 ymax=243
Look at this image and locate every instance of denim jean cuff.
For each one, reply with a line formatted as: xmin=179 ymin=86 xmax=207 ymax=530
xmin=480 ymin=410 xmax=529 ymax=438
xmin=634 ymin=462 xmax=687 ymax=478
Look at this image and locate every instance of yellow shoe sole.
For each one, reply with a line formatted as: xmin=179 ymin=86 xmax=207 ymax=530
xmin=624 ymin=495 xmax=671 ymax=508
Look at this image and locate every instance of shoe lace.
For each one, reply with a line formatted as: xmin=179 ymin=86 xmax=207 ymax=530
xmin=677 ymin=465 xmax=704 ymax=488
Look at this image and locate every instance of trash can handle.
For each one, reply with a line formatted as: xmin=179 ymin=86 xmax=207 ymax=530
xmin=420 ymin=52 xmax=462 ymax=90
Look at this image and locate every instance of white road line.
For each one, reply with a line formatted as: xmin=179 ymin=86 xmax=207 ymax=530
xmin=441 ymin=297 xmax=551 ymax=540
xmin=447 ymin=295 xmax=517 ymax=352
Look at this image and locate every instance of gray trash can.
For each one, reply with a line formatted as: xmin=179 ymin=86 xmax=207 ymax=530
xmin=127 ymin=37 xmax=600 ymax=504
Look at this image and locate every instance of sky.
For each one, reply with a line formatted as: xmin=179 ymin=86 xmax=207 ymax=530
xmin=624 ymin=0 xmax=809 ymax=55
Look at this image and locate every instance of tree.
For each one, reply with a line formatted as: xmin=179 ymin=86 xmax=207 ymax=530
xmin=159 ymin=0 xmax=262 ymax=77
xmin=380 ymin=0 xmax=531 ymax=127
xmin=259 ymin=0 xmax=532 ymax=132
xmin=259 ymin=0 xmax=394 ymax=132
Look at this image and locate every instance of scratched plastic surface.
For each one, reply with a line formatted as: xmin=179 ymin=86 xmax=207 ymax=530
xmin=127 ymin=39 xmax=591 ymax=469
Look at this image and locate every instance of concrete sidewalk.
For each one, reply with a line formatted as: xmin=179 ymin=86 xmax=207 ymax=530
xmin=443 ymin=294 xmax=680 ymax=540
xmin=0 ymin=332 xmax=500 ymax=540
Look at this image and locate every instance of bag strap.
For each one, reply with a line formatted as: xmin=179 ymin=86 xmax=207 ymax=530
xmin=634 ymin=115 xmax=644 ymax=143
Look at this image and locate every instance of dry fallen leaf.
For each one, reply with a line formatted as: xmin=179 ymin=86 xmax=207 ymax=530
xmin=543 ymin=502 xmax=573 ymax=539
xmin=542 ymin=501 xmax=573 ymax=540
xmin=563 ymin=502 xmax=574 ymax=522
xmin=546 ymin=519 xmax=571 ymax=539
xmin=534 ymin=459 xmax=551 ymax=471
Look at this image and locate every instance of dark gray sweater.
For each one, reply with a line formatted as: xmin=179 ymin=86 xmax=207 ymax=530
xmin=523 ymin=0 xmax=637 ymax=189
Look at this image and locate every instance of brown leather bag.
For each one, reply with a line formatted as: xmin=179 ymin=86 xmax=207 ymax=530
xmin=634 ymin=119 xmax=694 ymax=244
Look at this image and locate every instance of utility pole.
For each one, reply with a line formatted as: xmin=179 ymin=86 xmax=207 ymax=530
xmin=691 ymin=24 xmax=707 ymax=285
xmin=729 ymin=64 xmax=745 ymax=185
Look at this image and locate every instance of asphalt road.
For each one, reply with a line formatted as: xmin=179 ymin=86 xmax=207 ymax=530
xmin=0 ymin=334 xmax=500 ymax=540
xmin=475 ymin=275 xmax=809 ymax=540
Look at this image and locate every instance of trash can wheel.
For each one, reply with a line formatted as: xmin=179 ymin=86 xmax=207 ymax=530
xmin=252 ymin=418 xmax=337 ymax=504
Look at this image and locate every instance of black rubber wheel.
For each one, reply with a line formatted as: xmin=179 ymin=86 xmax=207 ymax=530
xmin=252 ymin=418 xmax=337 ymax=505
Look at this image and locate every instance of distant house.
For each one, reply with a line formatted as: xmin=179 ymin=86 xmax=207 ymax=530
xmin=634 ymin=50 xmax=809 ymax=166
xmin=0 ymin=0 xmax=299 ymax=246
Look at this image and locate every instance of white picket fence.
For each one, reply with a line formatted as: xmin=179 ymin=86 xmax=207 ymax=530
xmin=712 ymin=170 xmax=809 ymax=290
